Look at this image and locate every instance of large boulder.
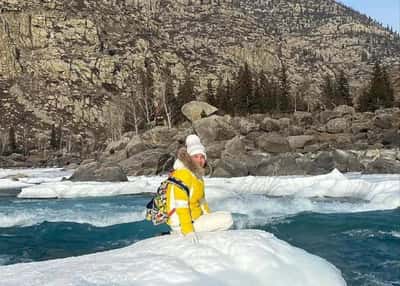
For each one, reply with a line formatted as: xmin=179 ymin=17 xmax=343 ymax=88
xmin=382 ymin=129 xmax=400 ymax=146
xmin=141 ymin=126 xmax=178 ymax=148
xmin=288 ymin=125 xmax=305 ymax=136
xmin=307 ymin=152 xmax=336 ymax=174
xmin=125 ymin=135 xmax=147 ymax=157
xmin=278 ymin=117 xmax=291 ymax=129
xmin=101 ymin=149 xmax=128 ymax=164
xmin=119 ymin=148 xmax=173 ymax=176
xmin=364 ymin=158 xmax=400 ymax=174
xmin=334 ymin=134 xmax=353 ymax=149
xmin=193 ymin=115 xmax=236 ymax=145
xmin=331 ymin=149 xmax=364 ymax=172
xmin=288 ymin=135 xmax=316 ymax=150
xmin=232 ymin=117 xmax=259 ymax=135
xmin=212 ymin=137 xmax=249 ymax=177
xmin=206 ymin=141 xmax=227 ymax=159
xmin=326 ymin=118 xmax=350 ymax=134
xmin=255 ymin=133 xmax=291 ymax=153
xmin=105 ymin=136 xmax=131 ymax=153
xmin=293 ymin=111 xmax=313 ymax=126
xmin=318 ymin=110 xmax=341 ymax=124
xmin=254 ymin=153 xmax=306 ymax=176
xmin=69 ymin=162 xmax=128 ymax=182
xmin=260 ymin=117 xmax=281 ymax=132
xmin=181 ymin=101 xmax=218 ymax=122
xmin=374 ymin=114 xmax=393 ymax=129
xmin=333 ymin=105 xmax=355 ymax=116
xmin=212 ymin=137 xmax=267 ymax=177
xmin=351 ymin=120 xmax=371 ymax=134
xmin=213 ymin=154 xmax=250 ymax=177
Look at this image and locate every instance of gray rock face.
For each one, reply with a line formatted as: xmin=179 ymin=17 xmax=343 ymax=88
xmin=141 ymin=127 xmax=178 ymax=148
xmin=1 ymin=0 xmax=399 ymax=151
xmin=253 ymin=153 xmax=305 ymax=176
xmin=332 ymin=149 xmax=364 ymax=172
xmin=294 ymin=112 xmax=313 ymax=126
xmin=206 ymin=141 xmax=227 ymax=160
xmin=193 ymin=115 xmax=236 ymax=145
xmin=70 ymin=162 xmax=128 ymax=182
xmin=364 ymin=158 xmax=400 ymax=174
xmin=260 ymin=117 xmax=281 ymax=132
xmin=374 ymin=114 xmax=393 ymax=129
xmin=119 ymin=148 xmax=173 ymax=176
xmin=319 ymin=110 xmax=342 ymax=124
xmin=232 ymin=117 xmax=259 ymax=135
xmin=125 ymin=135 xmax=147 ymax=157
xmin=288 ymin=125 xmax=305 ymax=136
xmin=181 ymin=101 xmax=218 ymax=122
xmin=105 ymin=136 xmax=131 ymax=153
xmin=351 ymin=121 xmax=371 ymax=134
xmin=288 ymin=135 xmax=316 ymax=150
xmin=333 ymin=105 xmax=355 ymax=116
xmin=326 ymin=118 xmax=350 ymax=134
xmin=382 ymin=129 xmax=400 ymax=146
xmin=212 ymin=136 xmax=248 ymax=177
xmin=255 ymin=133 xmax=291 ymax=153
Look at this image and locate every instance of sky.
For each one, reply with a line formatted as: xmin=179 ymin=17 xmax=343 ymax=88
xmin=339 ymin=0 xmax=400 ymax=32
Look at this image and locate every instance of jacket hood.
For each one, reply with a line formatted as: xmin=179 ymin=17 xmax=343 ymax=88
xmin=173 ymin=147 xmax=205 ymax=178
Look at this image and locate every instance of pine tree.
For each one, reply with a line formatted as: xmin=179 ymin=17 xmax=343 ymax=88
xmin=335 ymin=70 xmax=352 ymax=106
xmin=358 ymin=61 xmax=395 ymax=111
xmin=215 ymin=78 xmax=226 ymax=111
xmin=277 ymin=64 xmax=291 ymax=112
xmin=232 ymin=63 xmax=253 ymax=116
xmin=321 ymin=74 xmax=336 ymax=109
xmin=216 ymin=78 xmax=235 ymax=115
xmin=8 ymin=126 xmax=17 ymax=153
xmin=267 ymin=79 xmax=279 ymax=113
xmin=225 ymin=79 xmax=234 ymax=115
xmin=50 ymin=124 xmax=58 ymax=149
xmin=206 ymin=79 xmax=217 ymax=106
xmin=252 ymin=74 xmax=262 ymax=114
xmin=56 ymin=124 xmax=62 ymax=150
xmin=177 ymin=72 xmax=196 ymax=106
xmin=381 ymin=66 xmax=395 ymax=107
xmin=256 ymin=72 xmax=275 ymax=113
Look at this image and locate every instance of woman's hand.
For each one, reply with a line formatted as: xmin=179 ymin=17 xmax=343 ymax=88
xmin=186 ymin=232 xmax=199 ymax=244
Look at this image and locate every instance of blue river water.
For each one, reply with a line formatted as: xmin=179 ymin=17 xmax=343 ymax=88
xmin=0 ymin=194 xmax=399 ymax=286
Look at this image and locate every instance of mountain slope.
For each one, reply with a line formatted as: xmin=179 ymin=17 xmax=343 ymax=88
xmin=0 ymin=0 xmax=399 ymax=144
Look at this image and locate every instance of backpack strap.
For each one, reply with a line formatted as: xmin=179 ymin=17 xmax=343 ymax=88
xmin=166 ymin=177 xmax=190 ymax=197
xmin=165 ymin=176 xmax=191 ymax=221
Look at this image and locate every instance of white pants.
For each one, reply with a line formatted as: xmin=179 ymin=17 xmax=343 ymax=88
xmin=170 ymin=211 xmax=233 ymax=234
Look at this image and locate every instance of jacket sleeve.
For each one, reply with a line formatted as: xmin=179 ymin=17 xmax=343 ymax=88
xmin=172 ymin=169 xmax=194 ymax=235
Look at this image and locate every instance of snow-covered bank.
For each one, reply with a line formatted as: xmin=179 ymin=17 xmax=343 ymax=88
xmin=18 ymin=169 xmax=400 ymax=209
xmin=0 ymin=229 xmax=346 ymax=286
xmin=0 ymin=168 xmax=72 ymax=183
xmin=0 ymin=168 xmax=73 ymax=194
xmin=0 ymin=179 xmax=33 ymax=193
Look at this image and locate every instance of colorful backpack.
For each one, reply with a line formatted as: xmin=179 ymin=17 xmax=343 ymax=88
xmin=145 ymin=176 xmax=190 ymax=225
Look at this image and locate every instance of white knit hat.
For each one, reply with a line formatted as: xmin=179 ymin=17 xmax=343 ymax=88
xmin=186 ymin=134 xmax=206 ymax=159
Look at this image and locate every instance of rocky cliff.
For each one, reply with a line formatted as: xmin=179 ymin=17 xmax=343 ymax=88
xmin=1 ymin=0 xmax=399 ymax=150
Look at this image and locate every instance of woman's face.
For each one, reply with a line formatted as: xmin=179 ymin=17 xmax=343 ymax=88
xmin=191 ymin=154 xmax=206 ymax=168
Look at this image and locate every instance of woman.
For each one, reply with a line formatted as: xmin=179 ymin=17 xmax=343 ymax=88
xmin=166 ymin=134 xmax=233 ymax=243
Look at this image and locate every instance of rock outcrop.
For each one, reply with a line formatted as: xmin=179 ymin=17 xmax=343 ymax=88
xmin=0 ymin=0 xmax=399 ymax=149
xmin=96 ymin=106 xmax=400 ymax=177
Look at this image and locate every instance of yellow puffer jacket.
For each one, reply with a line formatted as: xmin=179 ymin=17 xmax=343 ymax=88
xmin=166 ymin=150 xmax=210 ymax=235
